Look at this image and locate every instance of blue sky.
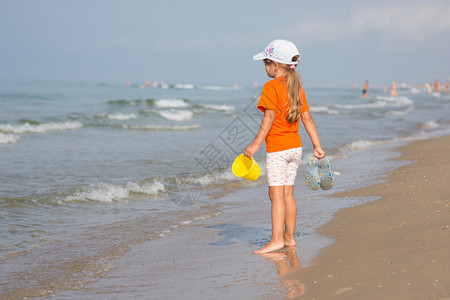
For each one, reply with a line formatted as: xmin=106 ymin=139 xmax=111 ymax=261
xmin=1 ymin=0 xmax=449 ymax=86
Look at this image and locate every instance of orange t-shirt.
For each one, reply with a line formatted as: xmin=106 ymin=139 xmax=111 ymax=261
xmin=257 ymin=77 xmax=309 ymax=153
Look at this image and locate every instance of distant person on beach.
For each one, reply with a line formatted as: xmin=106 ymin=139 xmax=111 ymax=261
xmin=244 ymin=39 xmax=325 ymax=254
xmin=433 ymin=80 xmax=440 ymax=93
xmin=390 ymin=81 xmax=398 ymax=97
xmin=425 ymin=83 xmax=432 ymax=94
xmin=362 ymin=80 xmax=369 ymax=99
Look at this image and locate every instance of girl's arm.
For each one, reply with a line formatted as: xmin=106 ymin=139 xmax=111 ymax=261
xmin=301 ymin=111 xmax=325 ymax=158
xmin=243 ymin=109 xmax=275 ymax=158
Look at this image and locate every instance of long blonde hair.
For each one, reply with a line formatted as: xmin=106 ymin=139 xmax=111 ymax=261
xmin=282 ymin=55 xmax=302 ymax=124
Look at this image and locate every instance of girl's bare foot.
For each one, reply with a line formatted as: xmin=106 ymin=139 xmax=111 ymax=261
xmin=283 ymin=238 xmax=296 ymax=247
xmin=254 ymin=240 xmax=285 ymax=254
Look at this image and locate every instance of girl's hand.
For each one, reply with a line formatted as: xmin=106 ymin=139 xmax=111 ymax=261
xmin=314 ymin=147 xmax=325 ymax=159
xmin=244 ymin=143 xmax=259 ymax=158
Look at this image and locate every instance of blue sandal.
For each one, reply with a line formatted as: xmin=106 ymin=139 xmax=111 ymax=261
xmin=305 ymin=157 xmax=320 ymax=190
xmin=318 ymin=157 xmax=334 ymax=190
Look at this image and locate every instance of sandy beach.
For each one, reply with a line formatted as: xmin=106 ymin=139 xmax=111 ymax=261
xmin=288 ymin=135 xmax=450 ymax=299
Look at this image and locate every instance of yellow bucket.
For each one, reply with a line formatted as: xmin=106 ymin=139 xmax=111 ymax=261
xmin=232 ymin=154 xmax=261 ymax=181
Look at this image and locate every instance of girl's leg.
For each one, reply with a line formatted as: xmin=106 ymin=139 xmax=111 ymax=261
xmin=283 ymin=185 xmax=297 ymax=246
xmin=255 ymin=186 xmax=286 ymax=254
xmin=283 ymin=147 xmax=302 ymax=247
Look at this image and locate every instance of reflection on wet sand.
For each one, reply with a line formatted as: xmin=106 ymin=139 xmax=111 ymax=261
xmin=260 ymin=247 xmax=305 ymax=298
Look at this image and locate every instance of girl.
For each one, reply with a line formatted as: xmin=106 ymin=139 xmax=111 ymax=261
xmin=244 ymin=39 xmax=325 ymax=254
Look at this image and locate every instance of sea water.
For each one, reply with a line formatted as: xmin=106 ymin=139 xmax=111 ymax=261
xmin=1 ymin=79 xmax=449 ymax=297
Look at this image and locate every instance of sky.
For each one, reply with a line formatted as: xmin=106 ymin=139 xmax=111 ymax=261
xmin=1 ymin=0 xmax=449 ymax=86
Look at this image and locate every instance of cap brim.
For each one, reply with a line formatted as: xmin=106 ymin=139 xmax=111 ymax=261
xmin=253 ymin=52 xmax=265 ymax=61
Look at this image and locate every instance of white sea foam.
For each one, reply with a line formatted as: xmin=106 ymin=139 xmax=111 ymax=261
xmin=0 ymin=121 xmax=83 ymax=134
xmin=393 ymin=97 xmax=413 ymax=106
xmin=310 ymin=106 xmax=339 ymax=115
xmin=387 ymin=107 xmax=413 ymax=116
xmin=105 ymin=113 xmax=137 ymax=121
xmin=64 ymin=180 xmax=165 ymax=202
xmin=421 ymin=120 xmax=439 ymax=129
xmin=339 ymin=127 xmax=450 ymax=157
xmin=122 ymin=124 xmax=200 ymax=131
xmin=192 ymin=169 xmax=237 ymax=186
xmin=335 ymin=102 xmax=387 ymax=109
xmin=173 ymin=84 xmax=196 ymax=90
xmin=0 ymin=133 xmax=20 ymax=145
xmin=65 ymin=183 xmax=129 ymax=202
xmin=201 ymin=104 xmax=235 ymax=112
xmin=375 ymin=96 xmax=397 ymax=102
xmin=336 ymin=96 xmax=413 ymax=110
xmin=342 ymin=140 xmax=383 ymax=151
xmin=198 ymin=85 xmax=237 ymax=91
xmin=125 ymin=180 xmax=165 ymax=195
xmin=375 ymin=96 xmax=413 ymax=105
xmin=158 ymin=110 xmax=193 ymax=121
xmin=155 ymin=99 xmax=189 ymax=108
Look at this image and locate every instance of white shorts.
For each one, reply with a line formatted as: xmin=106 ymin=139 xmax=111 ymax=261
xmin=266 ymin=147 xmax=303 ymax=186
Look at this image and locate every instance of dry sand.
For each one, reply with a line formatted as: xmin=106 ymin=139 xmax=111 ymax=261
xmin=287 ymin=135 xmax=450 ymax=299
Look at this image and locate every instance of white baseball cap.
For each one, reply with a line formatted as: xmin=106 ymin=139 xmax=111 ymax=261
xmin=253 ymin=39 xmax=300 ymax=65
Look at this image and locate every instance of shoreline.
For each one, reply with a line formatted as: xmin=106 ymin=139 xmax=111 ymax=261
xmin=287 ymin=135 xmax=450 ymax=299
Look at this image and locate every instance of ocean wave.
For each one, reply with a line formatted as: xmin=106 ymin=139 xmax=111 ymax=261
xmin=158 ymin=110 xmax=193 ymax=121
xmin=387 ymin=107 xmax=413 ymax=116
xmin=64 ymin=180 xmax=165 ymax=203
xmin=0 ymin=133 xmax=20 ymax=145
xmin=0 ymin=121 xmax=83 ymax=134
xmin=341 ymin=139 xmax=384 ymax=152
xmin=310 ymin=106 xmax=339 ymax=115
xmin=107 ymin=99 xmax=143 ymax=106
xmin=335 ymin=96 xmax=414 ymax=111
xmin=154 ymin=99 xmax=189 ymax=108
xmin=421 ymin=120 xmax=439 ymax=129
xmin=200 ymin=104 xmax=235 ymax=112
xmin=335 ymin=102 xmax=388 ymax=109
xmin=375 ymin=96 xmax=413 ymax=105
xmin=125 ymin=180 xmax=166 ymax=195
xmin=198 ymin=85 xmax=238 ymax=91
xmin=121 ymin=124 xmax=200 ymax=131
xmin=189 ymin=169 xmax=237 ymax=186
xmin=337 ymin=125 xmax=450 ymax=157
xmin=173 ymin=84 xmax=196 ymax=90
xmin=104 ymin=113 xmax=137 ymax=121
xmin=410 ymin=88 xmax=420 ymax=94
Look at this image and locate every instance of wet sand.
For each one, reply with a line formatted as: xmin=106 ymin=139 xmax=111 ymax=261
xmin=288 ymin=135 xmax=450 ymax=299
xmin=53 ymin=183 xmax=315 ymax=299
